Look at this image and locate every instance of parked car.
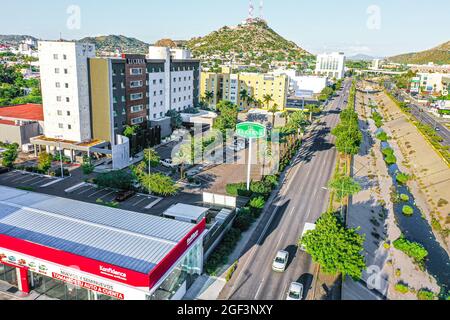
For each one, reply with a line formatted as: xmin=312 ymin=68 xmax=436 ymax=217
xmin=286 ymin=282 xmax=304 ymax=301
xmin=0 ymin=167 xmax=10 ymax=175
xmin=272 ymin=250 xmax=289 ymax=272
xmin=115 ymin=190 xmax=136 ymax=202
xmin=160 ymin=158 xmax=176 ymax=168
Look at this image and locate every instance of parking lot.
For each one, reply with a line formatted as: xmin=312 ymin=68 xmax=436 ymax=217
xmin=66 ymin=183 xmax=162 ymax=214
xmin=0 ymin=170 xmax=60 ymax=189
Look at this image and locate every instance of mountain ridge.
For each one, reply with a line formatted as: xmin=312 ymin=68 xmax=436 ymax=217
xmin=389 ymin=41 xmax=450 ymax=65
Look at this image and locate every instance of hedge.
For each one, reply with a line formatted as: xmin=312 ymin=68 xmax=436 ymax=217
xmin=417 ymin=289 xmax=435 ymax=300
xmin=394 ymin=283 xmax=409 ymax=294
xmin=393 ymin=237 xmax=428 ymax=263
xmin=402 ymin=205 xmax=414 ymax=216
xmin=205 ymin=228 xmax=242 ymax=276
xmin=396 ymin=173 xmax=410 ymax=185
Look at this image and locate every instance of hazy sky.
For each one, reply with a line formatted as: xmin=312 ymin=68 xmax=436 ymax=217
xmin=1 ymin=0 xmax=449 ymax=57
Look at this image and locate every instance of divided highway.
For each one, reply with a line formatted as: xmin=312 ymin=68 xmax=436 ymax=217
xmin=220 ymin=80 xmax=353 ymax=300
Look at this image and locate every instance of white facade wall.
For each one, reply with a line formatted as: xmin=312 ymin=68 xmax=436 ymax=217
xmin=418 ymin=73 xmax=447 ymax=93
xmin=148 ymin=71 xmax=166 ymax=120
xmin=39 ymin=41 xmax=95 ymax=142
xmin=170 ymin=70 xmax=194 ymax=112
xmin=315 ymin=52 xmax=346 ymax=80
xmin=292 ymin=76 xmax=328 ymax=94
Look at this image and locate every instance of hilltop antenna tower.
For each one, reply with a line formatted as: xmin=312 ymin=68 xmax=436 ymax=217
xmin=259 ymin=0 xmax=264 ymax=20
xmin=248 ymin=0 xmax=254 ymax=20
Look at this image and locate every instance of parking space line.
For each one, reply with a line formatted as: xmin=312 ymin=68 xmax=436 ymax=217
xmin=20 ymin=176 xmax=42 ymax=184
xmin=98 ymin=190 xmax=115 ymax=200
xmin=88 ymin=188 xmax=108 ymax=198
xmin=132 ymin=197 xmax=148 ymax=207
xmin=29 ymin=178 xmax=49 ymax=186
xmin=77 ymin=187 xmax=96 ymax=195
xmin=11 ymin=175 xmax=31 ymax=183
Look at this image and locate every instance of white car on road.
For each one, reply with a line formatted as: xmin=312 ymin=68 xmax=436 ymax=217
xmin=286 ymin=282 xmax=304 ymax=301
xmin=272 ymin=250 xmax=289 ymax=272
xmin=160 ymin=159 xmax=176 ymax=168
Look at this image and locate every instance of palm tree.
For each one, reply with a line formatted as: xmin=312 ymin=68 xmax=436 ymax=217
xmin=263 ymin=94 xmax=274 ymax=109
xmin=268 ymin=104 xmax=279 ymax=128
xmin=204 ymin=91 xmax=214 ymax=106
xmin=172 ymin=143 xmax=193 ymax=180
xmin=280 ymin=110 xmax=289 ymax=127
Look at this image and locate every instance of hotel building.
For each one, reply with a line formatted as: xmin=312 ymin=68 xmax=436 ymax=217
xmin=315 ymin=52 xmax=346 ymax=80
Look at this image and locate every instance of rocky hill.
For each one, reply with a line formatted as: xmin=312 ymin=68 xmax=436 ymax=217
xmin=389 ymin=41 xmax=450 ymax=65
xmin=185 ymin=20 xmax=313 ymax=68
xmin=78 ymin=35 xmax=149 ymax=54
xmin=0 ymin=35 xmax=38 ymax=46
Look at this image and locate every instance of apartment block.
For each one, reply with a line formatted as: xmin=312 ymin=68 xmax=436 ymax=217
xmin=39 ymin=41 xmax=95 ymax=142
xmin=315 ymin=52 xmax=346 ymax=80
xmin=201 ymin=71 xmax=288 ymax=111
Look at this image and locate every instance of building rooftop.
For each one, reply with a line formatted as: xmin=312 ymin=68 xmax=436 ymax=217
xmin=0 ymin=186 xmax=197 ymax=274
xmin=0 ymin=103 xmax=43 ymax=122
xmin=163 ymin=204 xmax=209 ymax=223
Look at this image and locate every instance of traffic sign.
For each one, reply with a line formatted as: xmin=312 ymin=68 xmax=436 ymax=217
xmin=236 ymin=122 xmax=266 ymax=139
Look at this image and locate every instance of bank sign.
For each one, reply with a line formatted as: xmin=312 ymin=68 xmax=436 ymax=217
xmin=0 ymin=248 xmax=148 ymax=300
xmin=236 ymin=122 xmax=267 ymax=139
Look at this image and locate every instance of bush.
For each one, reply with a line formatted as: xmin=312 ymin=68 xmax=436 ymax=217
xmin=382 ymin=147 xmax=394 ymax=157
xmin=52 ymin=168 xmax=70 ymax=177
xmin=225 ymin=262 xmax=238 ymax=282
xmin=400 ymin=194 xmax=410 ymax=202
xmin=249 ymin=196 xmax=266 ymax=211
xmin=205 ymin=228 xmax=242 ymax=276
xmin=396 ymin=173 xmax=410 ymax=185
xmin=250 ymin=181 xmax=272 ymax=195
xmin=395 ymin=283 xmax=409 ymax=294
xmin=226 ymin=183 xmax=252 ymax=197
xmin=96 ymin=170 xmax=133 ymax=190
xmin=233 ymin=208 xmax=254 ymax=232
xmin=393 ymin=237 xmax=428 ymax=263
xmin=376 ymin=131 xmax=389 ymax=142
xmin=384 ymin=154 xmax=397 ymax=165
xmin=263 ymin=175 xmax=279 ymax=188
xmin=417 ymin=289 xmax=435 ymax=300
xmin=402 ymin=205 xmax=414 ymax=216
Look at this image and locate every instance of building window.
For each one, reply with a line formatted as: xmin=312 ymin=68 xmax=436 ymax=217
xmin=154 ymin=102 xmax=157 ymax=108
xmin=131 ymin=117 xmax=144 ymax=125
xmin=55 ymin=68 xmax=60 ymax=74
xmin=65 ymin=83 xmax=69 ymax=88
xmin=131 ymin=105 xmax=144 ymax=113
xmin=53 ymin=54 xmax=58 ymax=60
xmin=56 ymin=82 xmax=60 ymax=88
xmin=56 ymin=96 xmax=62 ymax=102
xmin=153 ymin=80 xmax=157 ymax=85
xmin=160 ymin=90 xmax=163 ymax=95
xmin=173 ymin=78 xmax=176 ymax=82
xmin=64 ymin=69 xmax=68 ymax=74
xmin=66 ymin=97 xmax=70 ymax=102
xmin=130 ymin=80 xmax=143 ymax=88
xmin=153 ymin=114 xmax=157 ymax=119
xmin=58 ymin=123 xmax=63 ymax=129
xmin=130 ymin=93 xmax=143 ymax=101
xmin=63 ymin=54 xmax=67 ymax=60
xmin=57 ymin=110 xmax=62 ymax=116
xmin=68 ymin=125 xmax=72 ymax=130
xmin=159 ymin=79 xmax=163 ymax=84
xmin=67 ymin=111 xmax=71 ymax=116
xmin=130 ymin=68 xmax=143 ymax=75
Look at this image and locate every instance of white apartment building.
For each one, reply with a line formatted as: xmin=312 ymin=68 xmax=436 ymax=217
xmin=38 ymin=41 xmax=96 ymax=142
xmin=417 ymin=73 xmax=450 ymax=94
xmin=315 ymin=52 xmax=346 ymax=80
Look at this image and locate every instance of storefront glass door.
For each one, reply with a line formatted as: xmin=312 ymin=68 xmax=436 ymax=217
xmin=0 ymin=264 xmax=18 ymax=287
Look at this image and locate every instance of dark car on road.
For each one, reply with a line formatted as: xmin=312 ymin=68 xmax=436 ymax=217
xmin=0 ymin=167 xmax=10 ymax=175
xmin=115 ymin=190 xmax=136 ymax=202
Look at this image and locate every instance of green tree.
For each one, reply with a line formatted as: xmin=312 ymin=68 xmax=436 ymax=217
xmin=328 ymin=174 xmax=362 ymax=200
xmin=213 ymin=100 xmax=238 ymax=133
xmin=172 ymin=143 xmax=193 ymax=180
xmin=166 ymin=109 xmax=183 ymax=130
xmin=332 ymin=123 xmax=362 ymax=155
xmin=287 ymin=111 xmax=309 ymax=133
xmin=204 ymin=90 xmax=214 ymax=105
xmin=268 ymin=104 xmax=279 ymax=128
xmin=123 ymin=125 xmax=138 ymax=138
xmin=139 ymin=173 xmax=179 ymax=196
xmin=1 ymin=143 xmax=19 ymax=168
xmin=37 ymin=152 xmax=53 ymax=173
xmin=96 ymin=170 xmax=133 ymax=190
xmin=299 ymin=212 xmax=366 ymax=279
xmin=144 ymin=148 xmax=160 ymax=168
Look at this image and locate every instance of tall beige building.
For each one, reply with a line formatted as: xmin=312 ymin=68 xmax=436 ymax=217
xmin=201 ymin=70 xmax=288 ymax=111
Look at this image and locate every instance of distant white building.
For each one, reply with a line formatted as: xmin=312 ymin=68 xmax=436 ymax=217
xmin=272 ymin=68 xmax=328 ymax=94
xmin=38 ymin=41 xmax=96 ymax=142
xmin=315 ymin=52 xmax=346 ymax=80
xmin=417 ymin=73 xmax=450 ymax=94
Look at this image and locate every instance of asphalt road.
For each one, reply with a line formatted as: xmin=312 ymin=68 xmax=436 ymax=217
xmin=221 ymin=80 xmax=352 ymax=300
xmin=396 ymin=91 xmax=450 ymax=146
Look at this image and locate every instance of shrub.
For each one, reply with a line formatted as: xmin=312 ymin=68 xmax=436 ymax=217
xmin=16 ymin=186 xmax=34 ymax=191
xmin=263 ymin=175 xmax=279 ymax=187
xmin=225 ymin=262 xmax=238 ymax=282
xmin=53 ymin=168 xmax=70 ymax=177
xmin=400 ymin=194 xmax=410 ymax=202
xmin=396 ymin=173 xmax=410 ymax=185
xmin=402 ymin=205 xmax=414 ymax=216
xmin=417 ymin=289 xmax=435 ymax=300
xmin=250 ymin=181 xmax=272 ymax=195
xmin=249 ymin=196 xmax=266 ymax=211
xmin=233 ymin=209 xmax=254 ymax=232
xmin=37 ymin=152 xmax=53 ymax=173
xmin=96 ymin=170 xmax=133 ymax=190
xmin=376 ymin=131 xmax=389 ymax=142
xmin=382 ymin=147 xmax=394 ymax=157
xmin=395 ymin=283 xmax=409 ymax=294
xmin=393 ymin=237 xmax=428 ymax=263
xmin=205 ymin=228 xmax=242 ymax=276
xmin=226 ymin=183 xmax=252 ymax=197
xmin=384 ymin=154 xmax=397 ymax=165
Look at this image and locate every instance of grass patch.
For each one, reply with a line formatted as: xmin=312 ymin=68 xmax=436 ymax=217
xmin=384 ymin=154 xmax=397 ymax=165
xmin=376 ymin=131 xmax=389 ymax=142
xmin=16 ymin=186 xmax=34 ymax=191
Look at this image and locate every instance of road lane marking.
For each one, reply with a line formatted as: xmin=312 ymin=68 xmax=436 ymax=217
xmin=98 ymin=190 xmax=115 ymax=200
xmin=255 ymin=280 xmax=265 ymax=299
